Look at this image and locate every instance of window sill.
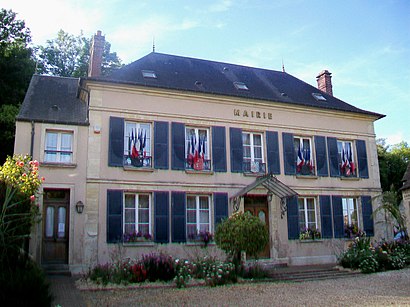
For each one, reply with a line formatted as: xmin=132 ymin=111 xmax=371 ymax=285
xmin=296 ymin=175 xmax=318 ymax=179
xmin=340 ymin=176 xmax=360 ymax=181
xmin=40 ymin=162 xmax=77 ymax=168
xmin=299 ymin=239 xmax=324 ymax=243
xmin=185 ymin=170 xmax=214 ymax=175
xmin=243 ymin=172 xmax=266 ymax=177
xmin=123 ymin=166 xmax=154 ymax=172
xmin=186 ymin=241 xmax=215 ymax=246
xmin=123 ymin=241 xmax=155 ymax=246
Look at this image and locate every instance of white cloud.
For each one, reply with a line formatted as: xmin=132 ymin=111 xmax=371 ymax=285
xmin=208 ymin=0 xmax=233 ymax=12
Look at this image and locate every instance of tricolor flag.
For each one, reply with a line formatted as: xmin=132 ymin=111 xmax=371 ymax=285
xmin=131 ymin=129 xmax=138 ymax=158
xmin=297 ymin=139 xmax=304 ymax=172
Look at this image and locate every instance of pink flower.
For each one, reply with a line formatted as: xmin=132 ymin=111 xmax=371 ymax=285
xmin=41 ymin=177 xmax=45 ymax=182
xmin=16 ymin=161 xmax=24 ymax=167
xmin=33 ymin=160 xmax=39 ymax=167
xmin=30 ymin=195 xmax=35 ymax=202
xmin=22 ymin=173 xmax=27 ymax=177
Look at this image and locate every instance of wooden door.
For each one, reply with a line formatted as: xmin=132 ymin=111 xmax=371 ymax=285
xmin=42 ymin=189 xmax=69 ymax=264
xmin=244 ymin=195 xmax=270 ymax=259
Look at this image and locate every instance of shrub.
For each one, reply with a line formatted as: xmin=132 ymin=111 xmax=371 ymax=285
xmin=174 ymin=259 xmax=193 ymax=288
xmin=141 ymin=253 xmax=176 ymax=282
xmin=203 ymin=261 xmax=236 ymax=287
xmin=242 ymin=263 xmax=271 ymax=279
xmin=88 ymin=263 xmax=112 ymax=285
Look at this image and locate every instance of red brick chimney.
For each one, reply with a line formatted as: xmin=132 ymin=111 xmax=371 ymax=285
xmin=88 ymin=30 xmax=105 ymax=77
xmin=316 ymin=70 xmax=333 ymax=96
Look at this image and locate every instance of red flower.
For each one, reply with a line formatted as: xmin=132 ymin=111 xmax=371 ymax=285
xmin=30 ymin=195 xmax=36 ymax=202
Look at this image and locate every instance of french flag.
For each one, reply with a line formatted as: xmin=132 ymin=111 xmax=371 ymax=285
xmin=297 ymin=139 xmax=304 ymax=171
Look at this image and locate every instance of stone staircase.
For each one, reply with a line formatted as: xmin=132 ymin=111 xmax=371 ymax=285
xmin=42 ymin=264 xmax=71 ymax=276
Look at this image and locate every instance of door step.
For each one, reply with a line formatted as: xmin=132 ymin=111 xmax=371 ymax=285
xmin=42 ymin=264 xmax=71 ymax=276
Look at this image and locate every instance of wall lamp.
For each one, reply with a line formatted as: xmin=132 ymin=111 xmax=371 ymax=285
xmin=75 ymin=201 xmax=84 ymax=214
xmin=267 ymin=192 xmax=273 ymax=203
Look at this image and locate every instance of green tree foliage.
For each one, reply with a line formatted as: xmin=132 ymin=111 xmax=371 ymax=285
xmin=377 ymin=139 xmax=410 ymax=196
xmin=0 ymin=9 xmax=36 ymax=163
xmin=214 ymin=211 xmax=269 ymax=268
xmin=36 ymin=29 xmax=122 ymax=77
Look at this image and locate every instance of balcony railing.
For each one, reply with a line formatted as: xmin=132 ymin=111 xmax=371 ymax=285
xmin=243 ymin=161 xmax=266 ymax=174
xmin=185 ymin=158 xmax=211 ymax=171
xmin=124 ymin=156 xmax=152 ymax=168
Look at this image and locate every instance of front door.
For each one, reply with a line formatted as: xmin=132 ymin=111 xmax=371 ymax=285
xmin=42 ymin=189 xmax=69 ymax=264
xmin=244 ymin=195 xmax=270 ymax=259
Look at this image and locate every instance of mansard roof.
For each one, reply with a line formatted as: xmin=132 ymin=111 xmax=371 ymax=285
xmin=91 ymin=52 xmax=383 ymax=119
xmin=17 ymin=75 xmax=88 ymax=125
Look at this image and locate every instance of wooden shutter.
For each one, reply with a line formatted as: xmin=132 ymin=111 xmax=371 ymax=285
xmin=356 ymin=140 xmax=369 ymax=179
xmin=154 ymin=191 xmax=169 ymax=243
xmin=212 ymin=126 xmax=227 ymax=172
xmin=154 ymin=121 xmax=169 ymax=169
xmin=107 ymin=190 xmax=123 ymax=243
xmin=108 ymin=117 xmax=124 ymax=167
xmin=283 ymin=132 xmax=296 ymax=175
xmin=315 ymin=136 xmax=329 ymax=177
xmin=230 ymin=127 xmax=243 ymax=173
xmin=327 ymin=137 xmax=340 ymax=177
xmin=266 ymin=131 xmax=280 ymax=174
xmin=171 ymin=191 xmax=186 ymax=242
xmin=332 ymin=196 xmax=344 ymax=238
xmin=214 ymin=193 xmax=228 ymax=226
xmin=171 ymin=122 xmax=185 ymax=170
xmin=320 ymin=195 xmax=333 ymax=238
xmin=361 ymin=196 xmax=374 ymax=236
xmin=287 ymin=195 xmax=299 ymax=240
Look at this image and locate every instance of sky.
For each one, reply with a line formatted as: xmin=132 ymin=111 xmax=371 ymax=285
xmin=3 ymin=0 xmax=410 ymax=146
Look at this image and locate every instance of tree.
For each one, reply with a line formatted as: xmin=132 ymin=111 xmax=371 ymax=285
xmin=214 ymin=211 xmax=269 ymax=270
xmin=377 ymin=139 xmax=410 ymax=196
xmin=0 ymin=9 xmax=36 ymax=163
xmin=36 ymin=29 xmax=122 ymax=77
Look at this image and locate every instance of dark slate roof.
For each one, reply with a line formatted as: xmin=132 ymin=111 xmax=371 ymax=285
xmin=17 ymin=75 xmax=88 ymax=125
xmin=89 ymin=52 xmax=383 ymax=119
xmin=400 ymin=163 xmax=410 ymax=191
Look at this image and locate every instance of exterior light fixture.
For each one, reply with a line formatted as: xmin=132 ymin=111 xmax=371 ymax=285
xmin=267 ymin=192 xmax=273 ymax=202
xmin=75 ymin=201 xmax=84 ymax=214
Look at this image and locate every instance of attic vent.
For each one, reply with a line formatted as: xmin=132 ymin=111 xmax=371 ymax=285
xmin=51 ymin=105 xmax=59 ymax=111
xmin=142 ymin=70 xmax=157 ymax=79
xmin=312 ymin=92 xmax=327 ymax=102
xmin=195 ymin=81 xmax=203 ymax=86
xmin=223 ymin=67 xmax=229 ymax=71
xmin=233 ymin=81 xmax=249 ymax=90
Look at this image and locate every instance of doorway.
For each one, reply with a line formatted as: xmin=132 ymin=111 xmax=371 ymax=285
xmin=244 ymin=195 xmax=270 ymax=258
xmin=42 ymin=189 xmax=70 ymax=264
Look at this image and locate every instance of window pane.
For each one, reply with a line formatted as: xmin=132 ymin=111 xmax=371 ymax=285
xmin=187 ymin=209 xmax=196 ymax=223
xmin=199 ymin=210 xmax=209 ymax=223
xmin=125 ymin=209 xmax=135 ymax=223
xmin=60 ymin=153 xmax=71 ymax=163
xmin=138 ymin=195 xmax=149 ymax=208
xmin=307 ymin=199 xmax=315 ymax=210
xmin=138 ymin=208 xmax=149 ymax=223
xmin=199 ymin=197 xmax=209 ymax=209
xmin=253 ymin=134 xmax=262 ymax=146
xmin=254 ymin=147 xmax=262 ymax=159
xmin=242 ymin=133 xmax=250 ymax=145
xmin=125 ymin=194 xmax=135 ymax=208
xmin=199 ymin=224 xmax=209 ymax=232
xmin=45 ymin=207 xmax=54 ymax=238
xmin=57 ymin=207 xmax=66 ymax=238
xmin=187 ymin=196 xmax=196 ymax=209
xmin=61 ymin=133 xmax=72 ymax=151
xmin=46 ymin=133 xmax=58 ymax=150
xmin=124 ymin=224 xmax=134 ymax=234
xmin=138 ymin=224 xmax=149 ymax=235
xmin=243 ymin=146 xmax=251 ymax=158
xmin=187 ymin=225 xmax=197 ymax=236
xmin=45 ymin=153 xmax=57 ymax=162
xmin=307 ymin=210 xmax=316 ymax=225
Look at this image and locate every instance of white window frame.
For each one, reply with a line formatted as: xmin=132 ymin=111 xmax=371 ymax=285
xmin=123 ymin=192 xmax=152 ymax=236
xmin=123 ymin=121 xmax=152 ymax=167
xmin=44 ymin=130 xmax=74 ymax=163
xmin=186 ymin=195 xmax=211 ymax=238
xmin=298 ymin=197 xmax=318 ymax=230
xmin=185 ymin=127 xmax=210 ymax=170
xmin=337 ymin=140 xmax=356 ymax=177
xmin=342 ymin=197 xmax=359 ymax=228
xmin=294 ymin=136 xmax=315 ymax=175
xmin=242 ymin=132 xmax=264 ymax=173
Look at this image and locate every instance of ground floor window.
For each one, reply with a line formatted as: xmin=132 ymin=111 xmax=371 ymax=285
xmin=298 ymin=197 xmax=318 ymax=230
xmin=123 ymin=193 xmax=151 ymax=240
xmin=186 ymin=195 xmax=211 ymax=239
xmin=343 ymin=197 xmax=359 ymax=237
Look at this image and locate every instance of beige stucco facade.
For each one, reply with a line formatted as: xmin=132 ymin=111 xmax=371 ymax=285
xmin=15 ymin=77 xmax=386 ymax=274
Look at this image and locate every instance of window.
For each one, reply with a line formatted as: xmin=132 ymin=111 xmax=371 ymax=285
xmin=298 ymin=197 xmax=318 ymax=230
xmin=243 ymin=132 xmax=265 ymax=173
xmin=337 ymin=140 xmax=356 ymax=177
xmin=186 ymin=195 xmax=211 ymax=239
xmin=124 ymin=193 xmax=151 ymax=238
xmin=142 ymin=70 xmax=157 ymax=79
xmin=343 ymin=198 xmax=359 ymax=236
xmin=294 ymin=136 xmax=315 ymax=175
xmin=312 ymin=93 xmax=327 ymax=101
xmin=124 ymin=122 xmax=152 ymax=168
xmin=233 ymin=81 xmax=249 ymax=90
xmin=44 ymin=131 xmax=73 ymax=163
xmin=185 ymin=127 xmax=210 ymax=171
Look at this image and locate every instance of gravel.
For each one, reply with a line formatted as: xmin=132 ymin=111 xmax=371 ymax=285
xmin=80 ymin=268 xmax=410 ymax=306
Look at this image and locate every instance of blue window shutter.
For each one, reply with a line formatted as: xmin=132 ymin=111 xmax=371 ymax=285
xmin=356 ymin=140 xmax=369 ymax=179
xmin=171 ymin=191 xmax=186 ymax=242
xmin=107 ymin=190 xmax=123 ymax=243
xmin=266 ymin=131 xmax=280 ymax=174
xmin=154 ymin=121 xmax=169 ymax=169
xmin=230 ymin=127 xmax=243 ymax=173
xmin=320 ymin=195 xmax=333 ymax=238
xmin=315 ymin=136 xmax=329 ymax=177
xmin=171 ymin=122 xmax=185 ymax=170
xmin=212 ymin=126 xmax=227 ymax=172
xmin=109 ymin=117 xmax=124 ymax=167
xmin=154 ymin=191 xmax=169 ymax=243
xmin=327 ymin=137 xmax=340 ymax=177
xmin=214 ymin=193 xmax=228 ymax=226
xmin=332 ymin=196 xmax=344 ymax=238
xmin=283 ymin=132 xmax=296 ymax=175
xmin=361 ymin=196 xmax=374 ymax=236
xmin=287 ymin=195 xmax=299 ymax=239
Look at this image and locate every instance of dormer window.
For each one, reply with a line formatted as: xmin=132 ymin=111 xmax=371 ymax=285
xmin=312 ymin=93 xmax=327 ymax=101
xmin=142 ymin=70 xmax=157 ymax=79
xmin=233 ymin=81 xmax=249 ymax=90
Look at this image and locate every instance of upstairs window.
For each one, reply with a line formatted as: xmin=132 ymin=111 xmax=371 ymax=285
xmin=337 ymin=140 xmax=356 ymax=177
xmin=186 ymin=195 xmax=211 ymax=239
xmin=294 ymin=136 xmax=315 ymax=176
xmin=243 ymin=132 xmax=265 ymax=173
xmin=124 ymin=122 xmax=152 ymax=168
xmin=44 ymin=131 xmax=73 ymax=163
xmin=185 ymin=127 xmax=210 ymax=171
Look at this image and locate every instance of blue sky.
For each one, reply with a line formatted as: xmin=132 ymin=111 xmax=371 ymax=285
xmin=4 ymin=0 xmax=410 ymax=145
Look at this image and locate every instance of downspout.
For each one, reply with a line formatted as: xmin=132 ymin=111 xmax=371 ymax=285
xmin=30 ymin=121 xmax=35 ymax=158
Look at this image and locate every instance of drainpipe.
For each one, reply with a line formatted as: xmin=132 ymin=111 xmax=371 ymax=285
xmin=30 ymin=121 xmax=35 ymax=158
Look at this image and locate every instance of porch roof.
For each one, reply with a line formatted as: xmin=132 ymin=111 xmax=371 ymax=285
xmin=231 ymin=173 xmax=298 ymax=200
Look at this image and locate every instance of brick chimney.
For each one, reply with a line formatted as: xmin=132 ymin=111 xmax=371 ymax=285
xmin=88 ymin=30 xmax=105 ymax=77
xmin=316 ymin=70 xmax=333 ymax=96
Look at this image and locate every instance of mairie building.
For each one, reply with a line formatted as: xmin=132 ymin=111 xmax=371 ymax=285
xmin=14 ymin=31 xmax=388 ymax=273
